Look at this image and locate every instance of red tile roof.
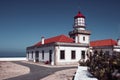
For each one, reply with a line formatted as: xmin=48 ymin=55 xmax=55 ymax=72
xmin=90 ymin=39 xmax=117 ymax=47
xmin=74 ymin=11 xmax=85 ymax=18
xmin=34 ymin=35 xmax=74 ymax=47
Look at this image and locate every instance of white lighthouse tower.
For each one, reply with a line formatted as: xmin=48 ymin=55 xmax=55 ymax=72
xmin=117 ymin=38 xmax=120 ymax=46
xmin=69 ymin=11 xmax=91 ymax=44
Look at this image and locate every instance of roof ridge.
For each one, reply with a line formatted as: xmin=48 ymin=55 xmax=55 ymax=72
xmin=74 ymin=11 xmax=85 ymax=18
xmin=58 ymin=35 xmax=64 ymax=42
xmin=110 ymin=39 xmax=117 ymax=45
xmin=33 ymin=34 xmax=74 ymax=47
xmin=91 ymin=39 xmax=114 ymax=42
xmin=90 ymin=39 xmax=117 ymax=47
xmin=45 ymin=34 xmax=63 ymax=40
xmin=59 ymin=34 xmax=67 ymax=40
xmin=34 ymin=35 xmax=63 ymax=46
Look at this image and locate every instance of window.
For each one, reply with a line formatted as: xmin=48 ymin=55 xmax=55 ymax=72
xmin=83 ymin=36 xmax=85 ymax=41
xmin=81 ymin=51 xmax=85 ymax=59
xmin=105 ymin=51 xmax=109 ymax=55
xmin=60 ymin=50 xmax=65 ymax=59
xmin=71 ymin=51 xmax=76 ymax=59
xmin=78 ymin=18 xmax=85 ymax=26
xmin=31 ymin=51 xmax=33 ymax=59
xmin=42 ymin=50 xmax=44 ymax=60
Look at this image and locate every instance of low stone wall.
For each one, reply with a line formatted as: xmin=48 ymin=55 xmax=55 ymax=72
xmin=0 ymin=57 xmax=26 ymax=61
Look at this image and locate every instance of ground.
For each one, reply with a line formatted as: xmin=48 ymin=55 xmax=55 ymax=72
xmin=0 ymin=61 xmax=77 ymax=80
xmin=0 ymin=61 xmax=30 ymax=80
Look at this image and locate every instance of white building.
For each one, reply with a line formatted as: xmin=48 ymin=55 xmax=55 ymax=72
xmin=90 ymin=38 xmax=120 ymax=55
xmin=26 ymin=11 xmax=91 ymax=65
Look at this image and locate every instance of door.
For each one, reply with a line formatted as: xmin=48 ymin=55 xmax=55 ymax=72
xmin=35 ymin=51 xmax=39 ymax=62
xmin=49 ymin=50 xmax=52 ymax=63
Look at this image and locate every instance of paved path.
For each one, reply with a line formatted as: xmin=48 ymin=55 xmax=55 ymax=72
xmin=5 ymin=61 xmax=77 ymax=80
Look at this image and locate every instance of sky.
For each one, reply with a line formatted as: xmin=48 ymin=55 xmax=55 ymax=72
xmin=0 ymin=0 xmax=120 ymax=57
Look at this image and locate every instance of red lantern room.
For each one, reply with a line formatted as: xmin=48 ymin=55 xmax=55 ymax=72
xmin=74 ymin=11 xmax=86 ymax=30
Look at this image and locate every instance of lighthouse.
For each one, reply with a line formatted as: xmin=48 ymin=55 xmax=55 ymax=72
xmin=27 ymin=11 xmax=92 ymax=65
xmin=69 ymin=11 xmax=91 ymax=44
xmin=74 ymin=11 xmax=86 ymax=30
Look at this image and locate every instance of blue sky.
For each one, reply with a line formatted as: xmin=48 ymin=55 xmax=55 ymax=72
xmin=0 ymin=0 xmax=120 ymax=57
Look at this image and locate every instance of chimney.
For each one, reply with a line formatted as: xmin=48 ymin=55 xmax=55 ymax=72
xmin=117 ymin=38 xmax=120 ymax=46
xmin=41 ymin=36 xmax=45 ymax=45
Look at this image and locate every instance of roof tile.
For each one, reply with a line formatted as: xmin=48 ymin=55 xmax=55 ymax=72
xmin=34 ymin=35 xmax=74 ymax=47
xmin=74 ymin=11 xmax=85 ymax=18
xmin=90 ymin=39 xmax=117 ymax=47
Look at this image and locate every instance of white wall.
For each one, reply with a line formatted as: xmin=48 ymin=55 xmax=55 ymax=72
xmin=27 ymin=46 xmax=54 ymax=64
xmin=114 ymin=48 xmax=120 ymax=52
xmin=35 ymin=46 xmax=54 ymax=64
xmin=26 ymin=48 xmax=35 ymax=61
xmin=114 ymin=46 xmax=120 ymax=52
xmin=78 ymin=34 xmax=90 ymax=44
xmin=93 ymin=48 xmax=113 ymax=55
xmin=27 ymin=45 xmax=89 ymax=65
xmin=55 ymin=46 xmax=88 ymax=65
xmin=117 ymin=39 xmax=120 ymax=46
xmin=0 ymin=57 xmax=26 ymax=61
xmin=74 ymin=66 xmax=98 ymax=80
